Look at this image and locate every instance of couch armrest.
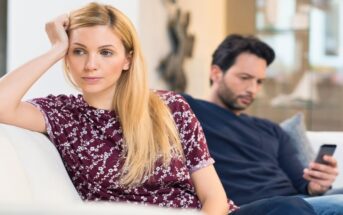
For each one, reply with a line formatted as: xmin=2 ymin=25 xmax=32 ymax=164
xmin=0 ymin=129 xmax=32 ymax=203
xmin=0 ymin=123 xmax=81 ymax=203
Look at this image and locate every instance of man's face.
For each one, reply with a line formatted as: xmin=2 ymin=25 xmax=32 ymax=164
xmin=213 ymin=52 xmax=267 ymax=114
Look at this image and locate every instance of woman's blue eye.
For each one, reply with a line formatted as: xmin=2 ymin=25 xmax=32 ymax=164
xmin=73 ymin=49 xmax=86 ymax=55
xmin=100 ymin=50 xmax=113 ymax=57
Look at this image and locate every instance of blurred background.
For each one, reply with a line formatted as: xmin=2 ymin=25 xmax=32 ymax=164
xmin=0 ymin=0 xmax=342 ymax=131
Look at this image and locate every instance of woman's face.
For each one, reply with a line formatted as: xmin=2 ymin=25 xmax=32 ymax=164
xmin=66 ymin=25 xmax=130 ymax=98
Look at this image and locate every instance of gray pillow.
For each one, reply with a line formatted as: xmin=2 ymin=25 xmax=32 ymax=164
xmin=280 ymin=112 xmax=315 ymax=167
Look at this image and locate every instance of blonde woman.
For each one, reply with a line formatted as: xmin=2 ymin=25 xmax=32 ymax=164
xmin=0 ymin=2 xmax=232 ymax=214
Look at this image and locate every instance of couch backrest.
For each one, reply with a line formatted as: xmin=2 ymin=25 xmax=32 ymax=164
xmin=0 ymin=123 xmax=81 ymax=204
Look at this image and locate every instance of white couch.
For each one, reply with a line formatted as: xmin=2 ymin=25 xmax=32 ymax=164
xmin=0 ymin=124 xmax=342 ymax=214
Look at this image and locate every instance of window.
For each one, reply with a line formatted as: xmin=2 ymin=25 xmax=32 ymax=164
xmin=251 ymin=0 xmax=343 ymax=131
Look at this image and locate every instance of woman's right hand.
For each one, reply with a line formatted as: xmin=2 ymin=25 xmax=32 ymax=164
xmin=45 ymin=14 xmax=70 ymax=57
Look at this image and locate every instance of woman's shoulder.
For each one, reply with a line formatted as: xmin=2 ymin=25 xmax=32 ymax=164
xmin=30 ymin=94 xmax=85 ymax=109
xmin=153 ymin=90 xmax=191 ymax=111
xmin=36 ymin=93 xmax=77 ymax=102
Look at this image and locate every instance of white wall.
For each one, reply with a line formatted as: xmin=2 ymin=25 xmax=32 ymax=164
xmin=7 ymin=0 xmax=139 ymax=99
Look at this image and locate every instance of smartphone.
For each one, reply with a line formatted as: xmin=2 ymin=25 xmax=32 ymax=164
xmin=314 ymin=144 xmax=337 ymax=164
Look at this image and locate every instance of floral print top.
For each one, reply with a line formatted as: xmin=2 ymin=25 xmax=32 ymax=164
xmin=28 ymin=90 xmax=238 ymax=212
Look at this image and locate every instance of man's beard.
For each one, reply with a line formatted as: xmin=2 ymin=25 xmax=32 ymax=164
xmin=217 ymin=80 xmax=254 ymax=112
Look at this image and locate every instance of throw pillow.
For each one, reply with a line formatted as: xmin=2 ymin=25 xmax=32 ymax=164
xmin=280 ymin=112 xmax=315 ymax=168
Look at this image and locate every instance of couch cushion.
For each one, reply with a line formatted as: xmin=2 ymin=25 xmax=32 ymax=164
xmin=280 ymin=113 xmax=315 ymax=168
xmin=0 ymin=123 xmax=81 ymax=203
xmin=0 ymin=202 xmax=201 ymax=215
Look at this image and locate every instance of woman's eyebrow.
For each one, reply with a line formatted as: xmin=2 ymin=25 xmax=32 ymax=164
xmin=72 ymin=42 xmax=86 ymax=47
xmin=71 ymin=43 xmax=115 ymax=49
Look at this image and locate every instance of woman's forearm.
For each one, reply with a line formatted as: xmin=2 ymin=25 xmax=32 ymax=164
xmin=201 ymin=197 xmax=229 ymax=215
xmin=0 ymin=45 xmax=65 ymax=114
xmin=191 ymin=165 xmax=229 ymax=215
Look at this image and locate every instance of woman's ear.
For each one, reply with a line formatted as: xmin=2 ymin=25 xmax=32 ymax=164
xmin=123 ymin=63 xmax=130 ymax=71
xmin=210 ymin=65 xmax=224 ymax=84
xmin=123 ymin=51 xmax=133 ymax=71
xmin=64 ymin=56 xmax=70 ymax=71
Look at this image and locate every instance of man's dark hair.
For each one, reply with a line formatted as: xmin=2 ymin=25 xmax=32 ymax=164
xmin=211 ymin=34 xmax=275 ymax=72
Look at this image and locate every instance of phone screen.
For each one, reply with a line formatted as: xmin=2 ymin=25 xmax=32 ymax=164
xmin=314 ymin=144 xmax=337 ymax=164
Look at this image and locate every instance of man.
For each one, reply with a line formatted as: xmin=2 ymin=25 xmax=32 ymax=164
xmin=183 ymin=34 xmax=343 ymax=215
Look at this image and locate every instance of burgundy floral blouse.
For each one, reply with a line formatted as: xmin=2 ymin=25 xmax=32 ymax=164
xmin=28 ymin=91 xmax=237 ymax=212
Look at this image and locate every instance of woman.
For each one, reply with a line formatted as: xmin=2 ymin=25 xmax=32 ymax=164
xmin=0 ymin=2 xmax=231 ymax=214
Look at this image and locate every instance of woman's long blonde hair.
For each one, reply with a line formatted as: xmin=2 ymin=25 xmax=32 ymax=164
xmin=67 ymin=2 xmax=183 ymax=186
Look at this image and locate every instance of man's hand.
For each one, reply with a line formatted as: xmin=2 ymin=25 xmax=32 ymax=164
xmin=303 ymin=155 xmax=339 ymax=195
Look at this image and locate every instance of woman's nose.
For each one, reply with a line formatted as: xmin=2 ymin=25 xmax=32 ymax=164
xmin=85 ymin=54 xmax=98 ymax=71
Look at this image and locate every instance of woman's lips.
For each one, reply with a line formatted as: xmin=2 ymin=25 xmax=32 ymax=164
xmin=82 ymin=77 xmax=102 ymax=84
